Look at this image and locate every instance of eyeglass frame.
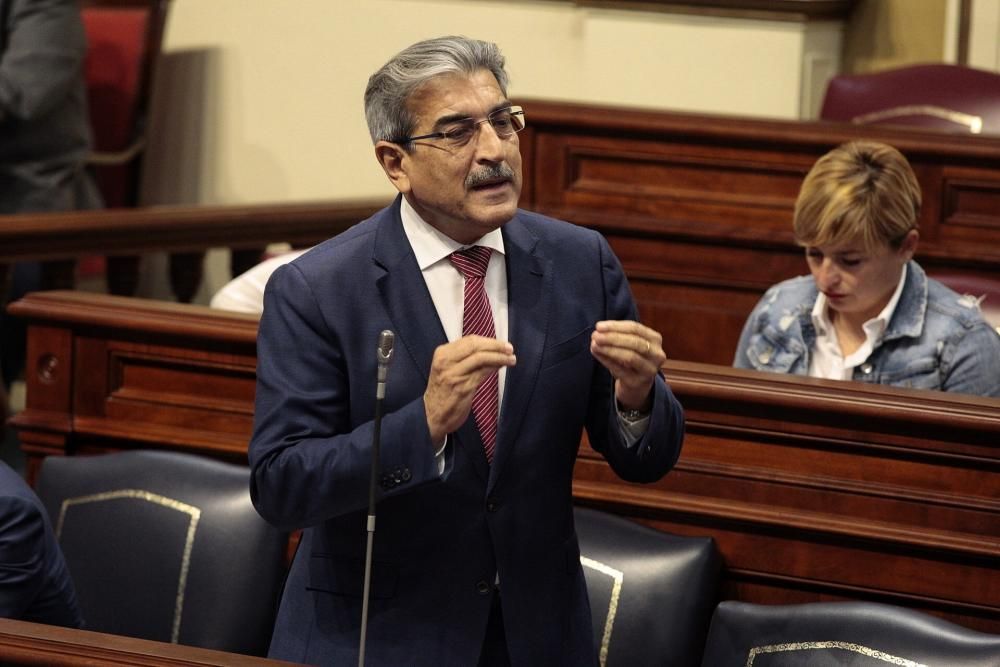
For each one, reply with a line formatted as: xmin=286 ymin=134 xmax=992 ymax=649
xmin=391 ymin=105 xmax=525 ymax=147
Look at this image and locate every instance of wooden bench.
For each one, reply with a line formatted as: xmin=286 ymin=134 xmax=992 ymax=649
xmin=8 ymin=291 xmax=999 ymax=634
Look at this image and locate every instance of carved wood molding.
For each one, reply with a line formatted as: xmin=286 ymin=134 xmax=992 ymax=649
xmin=0 ymin=617 xmax=294 ymax=666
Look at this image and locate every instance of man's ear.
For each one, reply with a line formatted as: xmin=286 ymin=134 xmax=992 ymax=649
xmin=374 ymin=141 xmax=411 ymax=194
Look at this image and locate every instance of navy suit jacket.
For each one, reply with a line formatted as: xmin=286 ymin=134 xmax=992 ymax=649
xmin=250 ymin=198 xmax=684 ymax=666
xmin=0 ymin=461 xmax=82 ymax=628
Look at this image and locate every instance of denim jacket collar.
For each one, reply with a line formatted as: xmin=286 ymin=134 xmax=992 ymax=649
xmin=881 ymin=261 xmax=928 ymax=343
xmin=798 ymin=261 xmax=927 ymax=347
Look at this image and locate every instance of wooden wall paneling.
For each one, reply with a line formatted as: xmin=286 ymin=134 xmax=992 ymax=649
xmin=573 ymin=361 xmax=1000 ymax=632
xmin=520 ymin=99 xmax=1000 ymax=364
xmin=7 ymin=292 xmax=258 ymax=482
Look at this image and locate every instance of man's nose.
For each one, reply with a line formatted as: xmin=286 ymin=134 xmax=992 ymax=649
xmin=473 ymin=121 xmax=505 ymax=161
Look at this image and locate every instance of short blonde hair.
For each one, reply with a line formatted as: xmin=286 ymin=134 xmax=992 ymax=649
xmin=793 ymin=141 xmax=921 ymax=253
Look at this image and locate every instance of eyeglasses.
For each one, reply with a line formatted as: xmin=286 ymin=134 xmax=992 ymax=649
xmin=394 ymin=106 xmax=525 ymax=148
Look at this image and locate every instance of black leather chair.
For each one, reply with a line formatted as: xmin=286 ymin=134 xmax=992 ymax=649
xmin=701 ymin=600 xmax=1000 ymax=666
xmin=574 ymin=506 xmax=722 ymax=667
xmin=33 ymin=450 xmax=288 ymax=657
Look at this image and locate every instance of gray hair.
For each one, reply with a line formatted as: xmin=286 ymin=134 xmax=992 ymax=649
xmin=364 ymin=36 xmax=510 ymax=146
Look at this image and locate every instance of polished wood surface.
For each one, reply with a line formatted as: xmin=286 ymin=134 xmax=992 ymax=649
xmin=0 ymin=198 xmax=388 ymax=300
xmin=0 ymin=617 xmax=295 ymax=666
xmin=576 ymin=361 xmax=1000 ymax=633
xmin=7 ymin=292 xmax=258 ymax=481
xmin=518 ymin=99 xmax=1000 ymax=365
xmin=8 ymin=292 xmax=999 ymax=634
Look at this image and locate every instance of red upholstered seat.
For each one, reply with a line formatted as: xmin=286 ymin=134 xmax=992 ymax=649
xmin=77 ymin=1 xmax=169 ymax=287
xmin=819 ymin=64 xmax=1000 ymax=135
xmin=82 ymin=2 xmax=166 ymax=208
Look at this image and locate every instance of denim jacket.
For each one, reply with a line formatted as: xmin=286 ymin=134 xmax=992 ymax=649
xmin=734 ymin=261 xmax=1000 ymax=397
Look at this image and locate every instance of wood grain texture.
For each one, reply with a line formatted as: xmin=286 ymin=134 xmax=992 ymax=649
xmin=9 ymin=292 xmax=999 ymax=633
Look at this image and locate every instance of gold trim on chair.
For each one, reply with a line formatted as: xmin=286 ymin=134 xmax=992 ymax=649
xmin=580 ymin=556 xmax=623 ymax=667
xmin=747 ymin=640 xmax=927 ymax=666
xmin=55 ymin=489 xmax=201 ymax=644
xmin=852 ymin=105 xmax=983 ymax=133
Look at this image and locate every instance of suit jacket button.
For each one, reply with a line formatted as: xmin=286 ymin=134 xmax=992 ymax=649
xmin=476 ymin=580 xmax=491 ymax=595
xmin=401 ymin=468 xmax=412 ymax=482
xmin=486 ymin=498 xmax=499 ymax=512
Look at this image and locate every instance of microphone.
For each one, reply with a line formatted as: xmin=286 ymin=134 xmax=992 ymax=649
xmin=376 ymin=330 xmax=394 ymax=399
xmin=360 ymin=330 xmax=394 ymax=666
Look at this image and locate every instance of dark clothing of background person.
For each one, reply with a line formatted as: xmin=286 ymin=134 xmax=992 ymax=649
xmin=0 ymin=460 xmax=83 ymax=628
xmin=0 ymin=0 xmax=102 ymax=390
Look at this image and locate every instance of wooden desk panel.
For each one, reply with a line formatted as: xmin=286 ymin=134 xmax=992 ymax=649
xmin=0 ymin=617 xmax=295 ymax=666
xmin=8 ymin=292 xmax=1000 ymax=633
xmin=573 ymin=361 xmax=1000 ymax=631
xmin=8 ymin=292 xmax=258 ymax=480
xmin=518 ymin=100 xmax=1000 ymax=364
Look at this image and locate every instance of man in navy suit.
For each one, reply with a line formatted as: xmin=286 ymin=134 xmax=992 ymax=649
xmin=249 ymin=36 xmax=684 ymax=666
xmin=0 ymin=461 xmax=82 ymax=628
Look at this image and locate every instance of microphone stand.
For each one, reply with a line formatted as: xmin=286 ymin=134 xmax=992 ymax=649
xmin=359 ymin=330 xmax=394 ymax=667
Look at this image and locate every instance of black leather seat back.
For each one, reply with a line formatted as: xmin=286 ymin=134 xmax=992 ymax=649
xmin=34 ymin=450 xmax=288 ymax=656
xmin=701 ymin=600 xmax=1000 ymax=666
xmin=575 ymin=506 xmax=721 ymax=667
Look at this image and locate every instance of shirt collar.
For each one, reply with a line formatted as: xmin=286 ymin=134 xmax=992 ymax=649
xmin=811 ymin=263 xmax=908 ymax=342
xmin=400 ymin=197 xmax=505 ymax=270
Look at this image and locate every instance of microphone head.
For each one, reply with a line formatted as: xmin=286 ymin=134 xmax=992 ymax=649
xmin=377 ymin=330 xmax=395 ymax=366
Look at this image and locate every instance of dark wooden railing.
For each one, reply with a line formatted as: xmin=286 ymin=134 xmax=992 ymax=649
xmin=0 ymin=617 xmax=295 ymax=666
xmin=0 ymin=198 xmax=387 ymax=302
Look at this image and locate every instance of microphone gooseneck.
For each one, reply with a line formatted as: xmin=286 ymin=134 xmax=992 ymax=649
xmin=360 ymin=330 xmax=395 ymax=667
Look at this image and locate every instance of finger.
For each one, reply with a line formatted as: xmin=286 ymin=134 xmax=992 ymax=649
xmin=592 ymin=322 xmax=662 ymax=355
xmin=591 ymin=347 xmax=655 ymax=379
xmin=591 ymin=333 xmax=663 ymax=369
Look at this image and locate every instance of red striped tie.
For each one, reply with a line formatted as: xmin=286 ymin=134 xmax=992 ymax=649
xmin=450 ymin=246 xmax=498 ymax=463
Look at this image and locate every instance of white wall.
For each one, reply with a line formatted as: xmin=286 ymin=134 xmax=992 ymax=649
xmin=140 ymin=0 xmax=842 ymax=207
xmin=968 ymin=0 xmax=1000 ymax=70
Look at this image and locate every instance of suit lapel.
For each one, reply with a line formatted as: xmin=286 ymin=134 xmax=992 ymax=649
xmin=373 ymin=198 xmax=491 ymax=483
xmin=490 ymin=217 xmax=549 ymax=489
xmin=373 ymin=199 xmax=444 ymax=381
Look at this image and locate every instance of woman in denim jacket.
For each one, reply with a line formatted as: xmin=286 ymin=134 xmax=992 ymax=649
xmin=734 ymin=141 xmax=1000 ymax=397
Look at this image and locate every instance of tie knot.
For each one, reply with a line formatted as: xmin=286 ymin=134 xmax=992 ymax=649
xmin=450 ymin=246 xmax=492 ymax=279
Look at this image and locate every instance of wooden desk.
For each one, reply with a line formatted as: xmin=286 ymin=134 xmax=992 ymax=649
xmin=518 ymin=99 xmax=1000 ymax=364
xmin=8 ymin=291 xmax=999 ymax=634
xmin=0 ymin=617 xmax=295 ymax=666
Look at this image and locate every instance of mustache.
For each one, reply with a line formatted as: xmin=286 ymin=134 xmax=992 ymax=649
xmin=465 ymin=163 xmax=515 ymax=189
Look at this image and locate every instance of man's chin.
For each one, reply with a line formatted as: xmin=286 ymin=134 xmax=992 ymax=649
xmin=467 ymin=194 xmax=519 ymax=225
xmin=472 ymin=205 xmax=518 ymax=229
